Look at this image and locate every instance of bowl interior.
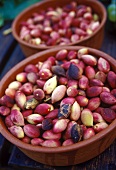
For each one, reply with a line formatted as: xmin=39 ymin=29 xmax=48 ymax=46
xmin=0 ymin=46 xmax=116 ymax=154
xmin=12 ymin=0 xmax=107 ymax=50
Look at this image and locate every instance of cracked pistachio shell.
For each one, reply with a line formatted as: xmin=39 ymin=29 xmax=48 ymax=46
xmin=43 ymin=76 xmax=57 ymax=94
xmin=24 ymin=98 xmax=39 ymax=109
xmin=81 ymin=108 xmax=93 ymax=126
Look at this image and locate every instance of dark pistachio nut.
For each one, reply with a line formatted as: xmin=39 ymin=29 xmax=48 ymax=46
xmin=42 ymin=118 xmax=53 ymax=130
xmin=67 ymin=63 xmax=82 ymax=80
xmin=71 ymin=124 xmax=83 ymax=143
xmin=52 ymin=65 xmax=66 ymax=77
xmin=58 ymin=104 xmax=72 ymax=119
xmin=24 ymin=98 xmax=39 ymax=109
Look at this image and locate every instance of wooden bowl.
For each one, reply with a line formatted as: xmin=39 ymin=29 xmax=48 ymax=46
xmin=12 ymin=0 xmax=107 ymax=57
xmin=0 ymin=46 xmax=116 ymax=166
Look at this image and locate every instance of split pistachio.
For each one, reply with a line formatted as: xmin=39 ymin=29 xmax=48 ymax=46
xmin=43 ymin=76 xmax=57 ymax=94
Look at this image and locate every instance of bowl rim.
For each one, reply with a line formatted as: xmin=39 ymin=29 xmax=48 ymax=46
xmin=11 ymin=0 xmax=107 ymax=50
xmin=0 ymin=45 xmax=116 ymax=153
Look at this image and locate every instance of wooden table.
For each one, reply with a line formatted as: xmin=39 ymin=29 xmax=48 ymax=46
xmin=0 ymin=17 xmax=116 ymax=170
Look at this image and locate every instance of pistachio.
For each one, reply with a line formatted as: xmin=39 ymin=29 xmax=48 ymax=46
xmin=53 ymin=119 xmax=69 ymax=133
xmin=78 ymin=75 xmax=89 ymax=90
xmin=62 ymin=139 xmax=74 ymax=146
xmin=31 ymin=138 xmax=44 ymax=146
xmin=0 ymin=95 xmax=14 ymax=108
xmin=15 ymin=91 xmax=26 ymax=110
xmin=107 ymin=71 xmax=116 ymax=89
xmin=26 ymin=114 xmax=44 ymax=124
xmin=87 ymin=97 xmax=101 ymax=111
xmin=43 ymin=76 xmax=57 ymax=94
xmin=51 ymin=85 xmax=66 ymax=103
xmin=25 ymin=98 xmax=39 ymax=109
xmin=85 ymin=66 xmax=95 ymax=79
xmin=70 ymin=101 xmax=81 ymax=121
xmin=100 ymin=92 xmax=116 ymax=105
xmin=100 ymin=108 xmax=116 ymax=123
xmin=33 ymin=88 xmax=45 ymax=100
xmin=67 ymin=86 xmax=78 ymax=97
xmin=81 ymin=54 xmax=97 ymax=66
xmin=58 ymin=104 xmax=72 ymax=119
xmin=83 ymin=128 xmax=95 ymax=140
xmin=81 ymin=108 xmax=93 ymax=126
xmin=19 ymin=82 xmax=33 ymax=95
xmin=8 ymin=125 xmax=24 ymax=138
xmin=23 ymin=124 xmax=40 ymax=138
xmin=86 ymin=86 xmax=102 ymax=97
xmin=16 ymin=72 xmax=27 ymax=83
xmin=5 ymin=115 xmax=14 ymax=127
xmin=10 ymin=109 xmax=25 ymax=126
xmin=75 ymin=96 xmax=88 ymax=107
xmin=35 ymin=103 xmax=54 ymax=115
xmin=67 ymin=63 xmax=82 ymax=80
xmin=52 ymin=65 xmax=66 ymax=77
xmin=40 ymin=139 xmax=61 ymax=147
xmin=42 ymin=118 xmax=53 ymax=130
xmin=0 ymin=106 xmax=10 ymax=116
xmin=98 ymin=57 xmax=110 ymax=73
xmin=71 ymin=124 xmax=83 ymax=143
xmin=42 ymin=129 xmax=61 ymax=140
xmin=93 ymin=122 xmax=108 ymax=133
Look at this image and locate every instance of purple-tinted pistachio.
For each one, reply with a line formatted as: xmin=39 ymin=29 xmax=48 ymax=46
xmin=15 ymin=91 xmax=26 ymax=110
xmin=85 ymin=66 xmax=95 ymax=79
xmin=51 ymin=85 xmax=66 ymax=103
xmin=70 ymin=101 xmax=81 ymax=121
xmin=100 ymin=108 xmax=116 ymax=123
xmin=111 ymin=89 xmax=116 ymax=98
xmin=33 ymin=88 xmax=45 ymax=100
xmin=38 ymin=68 xmax=52 ymax=80
xmin=93 ymin=112 xmax=105 ymax=123
xmin=67 ymin=79 xmax=78 ymax=88
xmin=102 ymin=87 xmax=110 ymax=93
xmin=24 ymin=98 xmax=39 ymax=109
xmin=53 ymin=119 xmax=69 ymax=133
xmin=0 ymin=95 xmax=14 ymax=107
xmin=95 ymin=71 xmax=106 ymax=83
xmin=21 ymin=136 xmax=31 ymax=144
xmin=52 ymin=65 xmax=66 ymax=77
xmin=83 ymin=128 xmax=95 ymax=140
xmin=16 ymin=72 xmax=27 ymax=83
xmin=100 ymin=92 xmax=116 ymax=105
xmin=93 ymin=122 xmax=108 ymax=133
xmin=71 ymin=124 xmax=83 ymax=143
xmin=5 ymin=88 xmax=16 ymax=99
xmin=27 ymin=72 xmax=38 ymax=84
xmin=81 ymin=54 xmax=97 ymax=66
xmin=71 ymin=34 xmax=79 ymax=43
xmin=110 ymin=104 xmax=116 ymax=111
xmin=62 ymin=139 xmax=74 ymax=146
xmin=42 ymin=118 xmax=53 ymax=130
xmin=45 ymin=109 xmax=58 ymax=119
xmin=60 ymin=97 xmax=75 ymax=106
xmin=8 ymin=125 xmax=24 ymax=138
xmin=19 ymin=82 xmax=33 ymax=95
xmin=86 ymin=86 xmax=102 ymax=97
xmin=35 ymin=103 xmax=54 ymax=115
xmin=78 ymin=75 xmax=89 ymax=90
xmin=67 ymin=86 xmax=78 ymax=97
xmin=98 ymin=57 xmax=110 ymax=73
xmin=81 ymin=108 xmax=93 ymax=126
xmin=10 ymin=109 xmax=24 ymax=126
xmin=78 ymin=89 xmax=86 ymax=96
xmin=75 ymin=96 xmax=88 ymax=107
xmin=58 ymin=76 xmax=68 ymax=85
xmin=58 ymin=104 xmax=71 ymax=119
xmin=55 ymin=49 xmax=68 ymax=60
xmin=43 ymin=76 xmax=57 ymax=94
xmin=26 ymin=113 xmax=44 ymax=124
xmin=36 ymin=79 xmax=46 ymax=89
xmin=5 ymin=115 xmax=14 ymax=127
xmin=89 ymin=79 xmax=104 ymax=87
xmin=0 ymin=106 xmax=10 ymax=116
xmin=24 ymin=64 xmax=38 ymax=73
xmin=67 ymin=63 xmax=82 ymax=80
xmin=22 ymin=109 xmax=33 ymax=118
xmin=87 ymin=97 xmax=101 ymax=111
xmin=67 ymin=50 xmax=77 ymax=60
xmin=8 ymin=81 xmax=22 ymax=90
xmin=40 ymin=139 xmax=61 ymax=147
xmin=23 ymin=124 xmax=40 ymax=138
xmin=31 ymin=138 xmax=44 ymax=146
xmin=107 ymin=71 xmax=116 ymax=89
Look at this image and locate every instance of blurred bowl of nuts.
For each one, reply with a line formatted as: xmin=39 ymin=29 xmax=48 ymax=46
xmin=0 ymin=46 xmax=116 ymax=166
xmin=12 ymin=0 xmax=107 ymax=57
